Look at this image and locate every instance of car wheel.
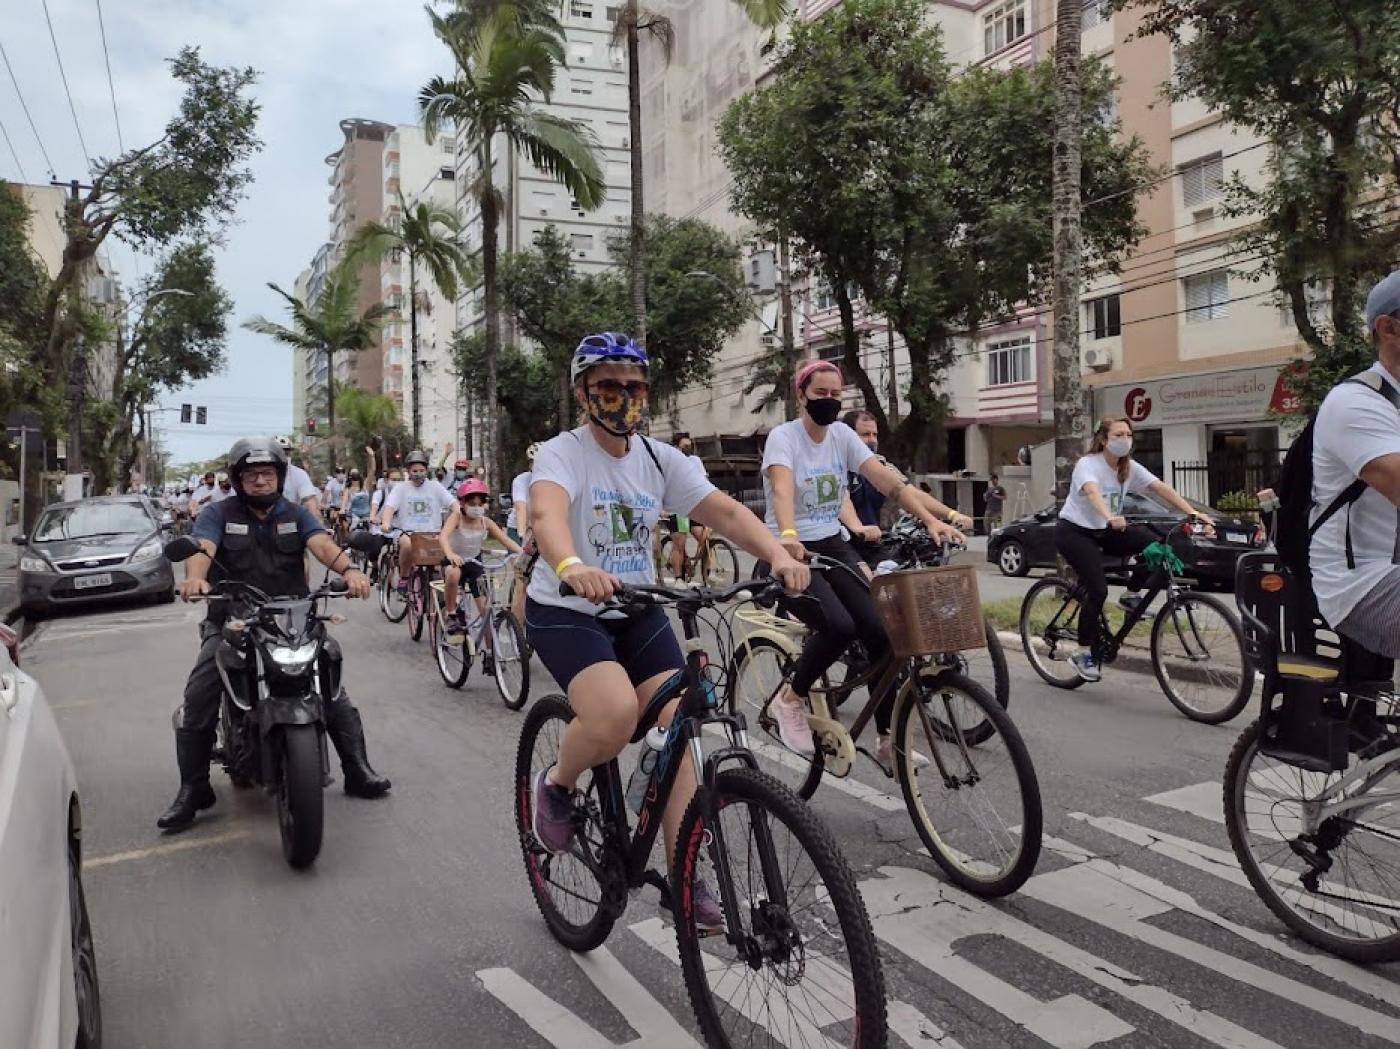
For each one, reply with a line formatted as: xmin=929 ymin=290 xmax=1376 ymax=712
xmin=998 ymin=540 xmax=1029 ymax=577
xmin=69 ymin=838 xmax=102 ymax=1048
xmin=20 ymin=602 xmax=45 ymax=621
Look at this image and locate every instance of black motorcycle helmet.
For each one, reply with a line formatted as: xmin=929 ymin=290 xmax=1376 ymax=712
xmin=227 ymin=436 xmax=288 ymax=510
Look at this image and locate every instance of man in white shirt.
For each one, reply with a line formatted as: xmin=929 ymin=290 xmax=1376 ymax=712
xmin=188 ymin=472 xmax=218 ymax=517
xmin=209 ymin=473 xmax=234 ymax=503
xmin=322 ymin=467 xmax=346 ymax=519
xmin=1310 ymin=270 xmax=1400 ymax=658
xmin=380 ymin=449 xmax=456 ymax=590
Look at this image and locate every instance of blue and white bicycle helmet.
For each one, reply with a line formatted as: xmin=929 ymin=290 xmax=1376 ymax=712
xmin=570 ymin=332 xmax=648 ymax=384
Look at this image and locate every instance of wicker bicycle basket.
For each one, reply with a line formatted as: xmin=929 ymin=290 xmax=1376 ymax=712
xmin=869 ymin=564 xmax=986 ymax=658
xmin=407 ymin=532 xmax=446 ymax=567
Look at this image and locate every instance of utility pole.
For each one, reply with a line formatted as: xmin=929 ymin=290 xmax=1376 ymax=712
xmin=778 ymin=234 xmax=797 ymax=420
xmin=409 ymin=253 xmax=421 ymax=446
xmin=1051 ymin=0 xmax=1087 ymax=499
xmin=886 ymin=327 xmax=900 ymax=426
xmin=53 ymin=178 xmax=90 ymax=492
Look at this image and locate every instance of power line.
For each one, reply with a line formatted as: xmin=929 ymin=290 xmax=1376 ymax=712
xmin=0 ymin=114 xmax=26 ymax=182
xmin=40 ymin=0 xmax=92 ymax=166
xmin=93 ymin=0 xmax=123 ymax=153
xmin=0 ymin=38 xmax=55 ymax=176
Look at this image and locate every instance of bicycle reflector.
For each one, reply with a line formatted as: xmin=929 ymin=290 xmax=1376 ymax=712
xmin=1260 ymin=574 xmax=1286 ymax=593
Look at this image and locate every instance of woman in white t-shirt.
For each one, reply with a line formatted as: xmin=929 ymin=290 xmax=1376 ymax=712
xmin=1055 ymin=415 xmax=1207 ymax=682
xmin=762 ymin=361 xmax=964 ymax=770
xmin=525 ymin=333 xmax=810 ymax=930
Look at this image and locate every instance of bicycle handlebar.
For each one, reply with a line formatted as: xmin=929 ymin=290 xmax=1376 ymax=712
xmin=558 ymin=575 xmax=793 ymax=614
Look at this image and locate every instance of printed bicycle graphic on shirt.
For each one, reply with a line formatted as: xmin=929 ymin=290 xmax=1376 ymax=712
xmin=587 ymin=501 xmax=650 ymax=558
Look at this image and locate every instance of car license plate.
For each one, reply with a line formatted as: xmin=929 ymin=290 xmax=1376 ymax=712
xmin=73 ymin=573 xmax=112 ymax=590
xmin=1225 ymin=532 xmax=1249 ymax=544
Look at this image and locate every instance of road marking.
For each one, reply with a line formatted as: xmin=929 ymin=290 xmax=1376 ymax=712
xmin=83 ymin=828 xmax=250 ymax=869
xmin=1144 ymin=780 xmax=1224 ymax=824
xmin=31 ymin=608 xmax=198 ymax=647
xmin=747 ymin=736 xmax=904 ymax=811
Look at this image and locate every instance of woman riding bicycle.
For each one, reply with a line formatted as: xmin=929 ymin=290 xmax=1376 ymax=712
xmin=339 ymin=468 xmax=371 ymax=528
xmin=525 ymin=332 xmax=809 ymax=930
xmin=763 ymin=360 xmax=964 ymax=767
xmin=1056 ymin=415 xmax=1209 ymax=682
xmin=440 ymin=478 xmax=523 ymax=635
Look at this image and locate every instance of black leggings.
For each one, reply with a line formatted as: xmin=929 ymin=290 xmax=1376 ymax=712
xmin=1054 ymin=518 xmax=1155 ymax=649
xmin=760 ymin=535 xmax=896 ymax=733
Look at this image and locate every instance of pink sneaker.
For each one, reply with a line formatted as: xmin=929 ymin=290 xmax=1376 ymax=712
xmin=772 ymin=695 xmax=814 ymax=755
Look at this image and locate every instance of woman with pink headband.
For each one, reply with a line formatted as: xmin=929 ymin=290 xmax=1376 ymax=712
xmin=760 ymin=360 xmax=964 ymax=770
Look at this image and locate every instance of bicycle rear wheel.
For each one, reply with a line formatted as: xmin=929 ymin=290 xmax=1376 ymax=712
xmin=514 ymin=695 xmax=616 ymax=952
xmin=894 ymin=669 xmax=1042 ymax=897
xmin=728 ymin=635 xmax=824 ymax=799
xmin=493 ymin=610 xmax=530 ymax=710
xmin=1224 ymin=718 xmax=1400 ymax=962
xmin=703 ymin=537 xmax=741 ymax=588
xmin=673 ymin=767 xmax=887 ymax=1049
xmin=1152 ymin=592 xmax=1253 ymax=724
xmin=379 ymin=552 xmax=408 ymax=623
xmin=1019 ymin=577 xmax=1087 ymax=690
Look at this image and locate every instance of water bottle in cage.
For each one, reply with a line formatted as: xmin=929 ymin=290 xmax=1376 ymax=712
xmin=625 ymin=724 xmax=668 ymax=813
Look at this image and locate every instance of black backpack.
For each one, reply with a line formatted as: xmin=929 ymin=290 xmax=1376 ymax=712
xmin=1273 ymin=370 xmax=1400 ymax=587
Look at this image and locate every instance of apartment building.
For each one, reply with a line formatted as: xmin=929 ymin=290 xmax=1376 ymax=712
xmin=642 ymin=0 xmax=1309 ymax=510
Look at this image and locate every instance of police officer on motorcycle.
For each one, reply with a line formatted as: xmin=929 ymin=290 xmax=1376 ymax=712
xmin=157 ymin=436 xmax=391 ymax=832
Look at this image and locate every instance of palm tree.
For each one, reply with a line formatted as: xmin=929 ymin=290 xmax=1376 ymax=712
xmin=334 ymin=386 xmax=406 ymax=475
xmin=242 ymin=265 xmax=390 ymax=453
xmin=346 ymin=192 xmax=475 ymax=445
xmin=419 ymin=8 xmax=605 ymax=483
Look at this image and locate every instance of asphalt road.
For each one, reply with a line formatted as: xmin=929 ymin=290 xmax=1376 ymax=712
xmin=24 ymin=575 xmax=1400 ymax=1049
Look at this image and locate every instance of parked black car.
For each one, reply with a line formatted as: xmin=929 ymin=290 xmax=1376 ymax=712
xmin=986 ymin=492 xmax=1267 ymax=588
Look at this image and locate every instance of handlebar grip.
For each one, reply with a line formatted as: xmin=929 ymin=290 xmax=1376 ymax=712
xmin=558 ymin=581 xmax=576 ymax=598
xmin=329 ymin=579 xmax=350 ymax=595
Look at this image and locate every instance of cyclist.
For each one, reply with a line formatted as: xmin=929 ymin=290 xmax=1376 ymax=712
xmin=764 ymin=360 xmax=964 ymax=766
xmin=450 ymin=457 xmax=475 ymax=494
xmin=276 ymin=435 xmax=322 ymax=516
xmin=211 ymin=473 xmax=234 ymax=504
xmin=526 ymin=332 xmax=810 ymax=929
xmin=369 ymin=466 xmax=401 ymax=533
xmin=339 ymin=468 xmax=371 ymax=532
xmin=322 ymin=466 xmax=347 ymax=526
xmin=665 ymin=434 xmax=711 ymax=580
xmin=380 ymin=449 xmax=456 ymax=591
xmin=441 ymin=479 xmax=523 ymax=638
xmin=1055 ymin=415 xmax=1208 ymax=682
xmin=506 ymin=443 xmax=540 ymax=544
xmin=189 ymin=471 xmax=218 ymax=516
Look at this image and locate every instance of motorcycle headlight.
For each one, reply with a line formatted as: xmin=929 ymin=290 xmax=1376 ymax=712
xmin=268 ymin=642 xmax=318 ymax=674
xmin=130 ymin=537 xmax=163 ymax=563
xmin=19 ymin=555 xmax=50 ymax=573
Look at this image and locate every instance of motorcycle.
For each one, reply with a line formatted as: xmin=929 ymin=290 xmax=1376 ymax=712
xmin=165 ymin=536 xmax=353 ymax=869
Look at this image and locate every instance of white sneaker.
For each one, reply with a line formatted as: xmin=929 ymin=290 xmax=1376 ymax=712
xmin=877 ymin=733 xmax=929 ymax=770
xmin=772 ymin=696 xmax=815 ymax=754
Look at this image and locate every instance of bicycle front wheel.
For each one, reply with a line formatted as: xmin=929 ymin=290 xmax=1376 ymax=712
xmin=729 ymin=635 xmax=824 ymax=799
xmin=1224 ymin=718 xmax=1400 ymax=962
xmin=379 ymin=553 xmax=408 ymax=623
xmin=1152 ymin=592 xmax=1253 ymax=724
xmin=703 ymin=537 xmax=741 ymax=588
xmin=407 ymin=573 xmax=426 ymax=641
xmin=673 ymin=767 xmax=887 ymax=1049
xmin=493 ymin=610 xmax=530 ymax=710
xmin=434 ymin=599 xmax=471 ymax=689
xmin=894 ymin=669 xmax=1042 ymax=897
xmin=1019 ymin=577 xmax=1087 ymax=690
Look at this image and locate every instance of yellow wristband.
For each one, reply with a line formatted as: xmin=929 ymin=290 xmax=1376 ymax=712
xmin=945 ymin=509 xmax=958 ymax=524
xmin=555 ymin=555 xmax=582 ymax=576
xmin=780 ymin=528 xmax=797 ymax=538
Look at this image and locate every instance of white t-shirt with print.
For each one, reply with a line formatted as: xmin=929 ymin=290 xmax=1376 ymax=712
xmin=528 ymin=428 xmax=716 ymax=616
xmin=283 ymin=464 xmax=320 ymax=507
xmin=1059 ymin=453 xmax=1158 ymax=530
xmin=385 ymin=478 xmax=456 ymax=533
xmin=507 ymin=471 xmax=532 ymax=532
xmin=1311 ymin=363 xmax=1400 ymax=628
xmin=761 ymin=419 xmax=874 ymax=542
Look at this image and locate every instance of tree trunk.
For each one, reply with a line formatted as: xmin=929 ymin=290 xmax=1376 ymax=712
xmin=834 ymin=283 xmax=888 ymax=437
xmin=325 ymin=349 xmax=337 ymax=474
xmin=626 ymin=14 xmax=647 ymax=342
xmin=482 ymin=141 xmax=503 ymax=488
xmin=1051 ymin=0 xmax=1087 ymax=500
xmin=409 ymin=251 xmax=421 ymax=446
xmin=779 ymin=234 xmax=797 ymax=420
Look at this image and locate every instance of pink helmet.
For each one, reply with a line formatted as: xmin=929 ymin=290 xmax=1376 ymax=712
xmin=457 ymin=478 xmax=489 ymax=499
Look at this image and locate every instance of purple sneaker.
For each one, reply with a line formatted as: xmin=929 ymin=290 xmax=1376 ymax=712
xmin=531 ymin=767 xmax=577 ymax=854
xmin=689 ymin=877 xmax=725 ymax=934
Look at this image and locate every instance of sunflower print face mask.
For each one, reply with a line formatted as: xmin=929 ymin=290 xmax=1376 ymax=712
xmin=586 ymin=379 xmax=647 ymax=436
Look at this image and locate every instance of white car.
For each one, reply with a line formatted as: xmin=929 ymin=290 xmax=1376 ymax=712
xmin=0 ymin=626 xmax=102 ymax=1048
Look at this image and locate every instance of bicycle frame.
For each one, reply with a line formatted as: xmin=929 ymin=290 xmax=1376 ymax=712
xmin=1296 ymin=745 xmax=1400 ymax=834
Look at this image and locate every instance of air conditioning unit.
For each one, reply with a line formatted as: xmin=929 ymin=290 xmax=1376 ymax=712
xmin=759 ymin=332 xmax=778 ymax=349
xmin=1084 ymin=346 xmax=1113 ymax=371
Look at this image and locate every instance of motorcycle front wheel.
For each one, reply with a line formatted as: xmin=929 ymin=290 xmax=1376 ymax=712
xmin=277 ymin=724 xmax=324 ymax=870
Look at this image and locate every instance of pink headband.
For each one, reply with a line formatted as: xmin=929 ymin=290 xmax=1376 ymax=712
xmin=795 ymin=360 xmax=843 ymax=393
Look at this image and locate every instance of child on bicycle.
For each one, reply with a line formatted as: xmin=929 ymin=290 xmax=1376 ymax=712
xmin=441 ymin=479 xmax=523 ymax=636
xmin=526 ymin=332 xmax=809 ymax=930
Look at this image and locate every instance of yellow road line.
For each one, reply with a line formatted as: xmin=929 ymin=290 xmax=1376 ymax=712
xmin=84 ymin=828 xmax=250 ymax=869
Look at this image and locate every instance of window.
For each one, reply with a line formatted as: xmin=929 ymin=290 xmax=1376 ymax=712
xmin=571 ymin=233 xmax=595 ymax=254
xmin=812 ymin=279 xmax=836 ymax=313
xmin=569 ymin=0 xmax=593 ymax=17
xmin=1086 ymin=294 xmax=1121 ymax=339
xmin=983 ymin=0 xmax=1027 ymax=55
xmin=438 ymin=166 xmax=455 ymax=180
xmin=606 ymin=5 xmax=621 ymax=21
xmin=1180 ymin=153 xmax=1223 ymax=208
xmin=1082 ymin=0 xmax=1109 ymax=29
xmin=985 ymin=337 xmax=1032 ymax=387
xmin=571 ymin=78 xmax=594 ymax=97
xmin=1278 ymin=282 xmax=1330 ymax=327
xmin=570 ymin=42 xmax=592 ymax=65
xmin=1183 ymin=269 xmax=1230 ymax=323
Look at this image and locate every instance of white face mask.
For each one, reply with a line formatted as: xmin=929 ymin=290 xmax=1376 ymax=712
xmin=1106 ymin=436 xmax=1133 ymax=458
xmin=464 ymin=505 xmax=487 ymax=520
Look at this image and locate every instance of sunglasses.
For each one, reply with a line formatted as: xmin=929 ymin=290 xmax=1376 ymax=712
xmin=590 ymin=379 xmax=650 ymax=397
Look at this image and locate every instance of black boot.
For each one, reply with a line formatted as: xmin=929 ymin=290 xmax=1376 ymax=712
xmin=157 ymin=729 xmax=217 ymax=831
xmin=324 ymin=698 xmax=391 ymax=798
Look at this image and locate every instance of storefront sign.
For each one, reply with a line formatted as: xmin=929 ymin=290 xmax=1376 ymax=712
xmin=1096 ymin=366 xmax=1295 ymax=427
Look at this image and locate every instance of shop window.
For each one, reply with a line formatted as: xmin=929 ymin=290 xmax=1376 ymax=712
xmin=1132 ymin=428 xmax=1162 ymax=479
xmin=1086 ymin=294 xmax=1121 ymax=340
xmin=985 ymin=337 xmax=1033 ymax=387
xmin=1183 ymin=269 xmax=1229 ymax=323
xmin=983 ymin=0 xmax=1027 ymax=55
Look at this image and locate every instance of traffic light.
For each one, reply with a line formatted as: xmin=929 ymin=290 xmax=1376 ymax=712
xmin=306 ymin=417 xmax=317 ymax=435
xmin=180 ymin=403 xmax=192 ymax=424
xmin=195 ymin=406 xmax=207 ymax=425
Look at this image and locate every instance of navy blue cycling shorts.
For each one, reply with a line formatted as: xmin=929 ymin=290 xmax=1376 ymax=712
xmin=525 ymin=597 xmax=683 ymax=693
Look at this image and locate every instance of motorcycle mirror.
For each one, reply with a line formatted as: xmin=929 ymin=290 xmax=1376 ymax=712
xmin=164 ymin=536 xmax=201 ymax=562
xmin=328 ymin=579 xmax=350 ymax=594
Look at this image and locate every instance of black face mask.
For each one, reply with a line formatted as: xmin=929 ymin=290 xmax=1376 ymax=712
xmin=804 ymin=397 xmax=842 ymax=427
xmin=240 ymin=489 xmax=279 ymax=510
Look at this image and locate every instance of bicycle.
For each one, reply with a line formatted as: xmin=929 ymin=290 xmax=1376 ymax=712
xmin=1018 ymin=519 xmax=1253 ymax=724
xmin=656 ymin=517 xmax=741 ymax=588
xmin=730 ymin=554 xmax=1042 ymax=898
xmin=376 ymin=533 xmax=408 ymax=623
xmin=402 ymin=533 xmax=446 ymax=643
xmin=427 ymin=552 xmax=530 ymax=708
xmin=1223 ymin=550 xmax=1400 ymax=962
xmin=515 ymin=575 xmax=887 ymax=1048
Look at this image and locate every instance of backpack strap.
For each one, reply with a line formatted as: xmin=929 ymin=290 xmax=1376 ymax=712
xmin=1308 ymin=372 xmax=1400 ymax=567
xmin=636 ymin=434 xmax=666 ymax=486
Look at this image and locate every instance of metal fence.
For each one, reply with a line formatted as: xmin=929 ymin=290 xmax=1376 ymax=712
xmin=1171 ymin=450 xmax=1284 ymax=508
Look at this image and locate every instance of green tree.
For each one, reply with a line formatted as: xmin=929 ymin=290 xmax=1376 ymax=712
xmin=345 ymin=192 xmax=475 ymax=445
xmin=242 ymin=266 xmax=390 ymax=460
xmin=0 ymin=183 xmax=54 ymax=426
xmin=719 ymin=0 xmax=1152 ymax=466
xmin=452 ymin=332 xmax=557 ymax=477
xmin=1112 ymin=0 xmax=1400 ymax=410
xmin=419 ymin=8 xmax=605 ymax=486
xmin=334 ymin=386 xmax=410 ymax=477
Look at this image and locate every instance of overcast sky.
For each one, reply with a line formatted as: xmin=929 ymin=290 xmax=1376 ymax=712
xmin=2 ymin=0 xmax=445 ymax=466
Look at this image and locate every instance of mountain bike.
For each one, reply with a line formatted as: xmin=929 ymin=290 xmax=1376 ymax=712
xmin=730 ymin=554 xmax=1042 ymax=898
xmin=1019 ymin=519 xmax=1253 ymax=724
xmin=516 ymin=576 xmax=887 ymax=1049
xmin=656 ymin=518 xmax=742 ymax=588
xmin=427 ymin=552 xmax=530 ymax=708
